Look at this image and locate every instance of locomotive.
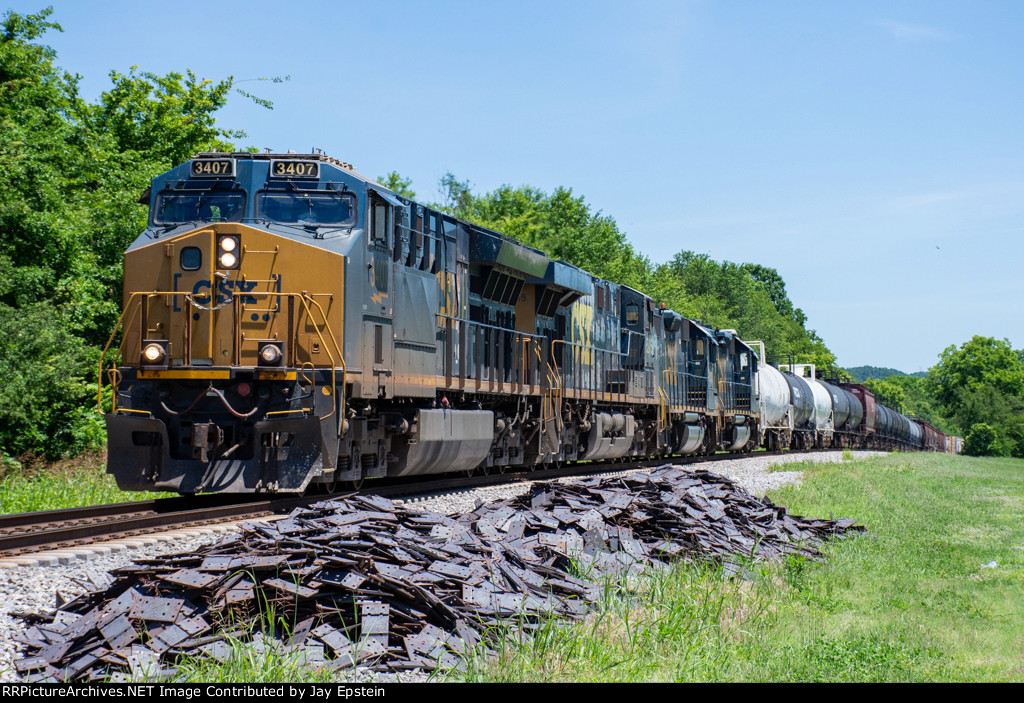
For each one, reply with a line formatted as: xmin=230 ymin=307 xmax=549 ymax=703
xmin=101 ymin=151 xmax=958 ymax=494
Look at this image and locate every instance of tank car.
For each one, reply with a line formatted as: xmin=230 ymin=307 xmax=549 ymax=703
xmin=742 ymin=347 xmax=941 ymax=454
xmin=102 ymin=152 xmax=759 ymax=493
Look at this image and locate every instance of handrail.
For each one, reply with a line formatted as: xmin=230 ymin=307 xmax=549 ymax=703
xmin=531 ymin=340 xmax=559 ymax=425
xmin=298 ymin=293 xmax=347 ymax=423
xmin=96 ymin=291 xmax=148 ymax=413
xmin=661 ymin=368 xmax=680 ymax=409
xmin=546 ymin=339 xmax=564 ymax=432
xmin=435 ymin=313 xmax=551 ymax=393
xmin=656 ymin=385 xmax=669 ymax=431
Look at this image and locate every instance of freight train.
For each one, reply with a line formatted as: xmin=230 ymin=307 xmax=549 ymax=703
xmin=100 ymin=152 xmax=960 ymax=494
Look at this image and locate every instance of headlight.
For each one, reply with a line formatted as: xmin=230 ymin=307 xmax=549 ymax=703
xmin=218 ymin=236 xmax=240 ymax=268
xmin=259 ymin=343 xmax=282 ymax=365
xmin=142 ymin=341 xmax=168 ymax=365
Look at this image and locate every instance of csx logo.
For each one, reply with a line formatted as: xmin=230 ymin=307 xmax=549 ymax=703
xmin=171 ymin=276 xmax=259 ymax=310
xmin=193 ymin=279 xmax=259 ymax=305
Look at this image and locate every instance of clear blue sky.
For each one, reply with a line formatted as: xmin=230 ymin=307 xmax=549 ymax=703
xmin=7 ymin=0 xmax=1022 ymax=372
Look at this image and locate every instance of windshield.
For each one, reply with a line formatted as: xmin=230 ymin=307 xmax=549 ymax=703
xmin=257 ymin=191 xmax=356 ymax=226
xmin=154 ymin=192 xmax=246 ymax=225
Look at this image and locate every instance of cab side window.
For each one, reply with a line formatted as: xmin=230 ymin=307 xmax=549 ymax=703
xmin=625 ymin=303 xmax=640 ymax=326
xmin=370 ymin=199 xmax=391 ymax=246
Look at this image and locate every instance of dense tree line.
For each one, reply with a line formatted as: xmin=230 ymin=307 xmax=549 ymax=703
xmin=845 ymin=366 xmax=928 ymax=382
xmin=927 ymin=337 xmax=1024 ymax=457
xmin=853 ymin=337 xmax=1024 ymax=457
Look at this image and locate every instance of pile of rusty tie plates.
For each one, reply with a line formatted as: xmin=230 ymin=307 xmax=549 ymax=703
xmin=12 ymin=465 xmax=863 ymax=681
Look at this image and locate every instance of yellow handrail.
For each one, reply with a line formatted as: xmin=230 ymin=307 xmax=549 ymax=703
xmin=297 ymin=294 xmax=347 ymax=423
xmin=656 ymin=385 xmax=669 ymax=431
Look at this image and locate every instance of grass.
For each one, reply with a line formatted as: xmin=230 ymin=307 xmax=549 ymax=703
xmin=463 ymin=452 xmax=1024 ymax=682
xmin=166 ymin=632 xmax=345 ymax=683
xmin=459 ymin=561 xmax=769 ymax=682
xmin=0 ymin=451 xmax=174 ymax=513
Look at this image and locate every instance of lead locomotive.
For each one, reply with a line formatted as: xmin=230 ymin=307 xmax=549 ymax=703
xmin=102 ymin=152 xmax=954 ymax=494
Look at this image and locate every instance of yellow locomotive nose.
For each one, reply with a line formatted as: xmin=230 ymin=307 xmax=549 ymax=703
xmin=117 ymin=223 xmax=343 ymax=369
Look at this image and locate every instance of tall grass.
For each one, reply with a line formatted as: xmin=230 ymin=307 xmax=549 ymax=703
xmin=460 ymin=561 xmax=775 ymax=682
xmin=464 ymin=452 xmax=1024 ymax=682
xmin=0 ymin=453 xmax=173 ymax=513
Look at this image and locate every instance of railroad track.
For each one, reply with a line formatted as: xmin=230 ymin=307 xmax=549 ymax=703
xmin=0 ymin=449 xmax=815 ymax=557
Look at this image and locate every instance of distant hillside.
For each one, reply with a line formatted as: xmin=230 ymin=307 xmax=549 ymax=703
xmin=844 ymin=366 xmax=929 ymax=382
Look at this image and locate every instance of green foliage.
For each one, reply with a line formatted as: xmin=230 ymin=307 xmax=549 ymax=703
xmin=845 ymin=365 xmax=927 ymax=382
xmin=437 ymin=172 xmax=475 ymax=218
xmin=657 ymin=252 xmax=835 ymax=366
xmin=962 ymin=423 xmax=1006 ymax=457
xmin=0 ymin=455 xmax=174 ymax=513
xmin=376 ymin=170 xmax=415 ymax=199
xmin=741 ymin=262 xmax=805 ymax=326
xmin=925 ymin=336 xmax=1024 ymax=454
xmin=0 ymin=7 xmax=269 ymax=459
xmin=928 ymin=336 xmax=1024 ymax=411
xmin=862 ymin=377 xmax=907 ymax=414
xmin=0 ymin=302 xmax=103 ymax=458
xmin=884 ymin=375 xmax=954 ymax=433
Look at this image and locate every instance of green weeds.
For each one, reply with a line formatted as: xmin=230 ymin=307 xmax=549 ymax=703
xmin=0 ymin=453 xmax=173 ymax=513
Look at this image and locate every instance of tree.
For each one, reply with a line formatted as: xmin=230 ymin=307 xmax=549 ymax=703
xmin=0 ymin=8 xmax=270 ymax=458
xmin=377 ymin=171 xmax=415 ymax=199
xmin=741 ymin=263 xmax=806 ymax=326
xmin=0 ymin=302 xmax=103 ymax=458
xmin=928 ymin=336 xmax=1024 ymax=411
xmin=658 ymin=252 xmax=836 ymax=367
xmin=437 ymin=172 xmax=474 ymax=218
xmin=885 ymin=375 xmax=952 ymax=433
xmin=861 ymin=377 xmax=907 ymax=414
xmin=923 ymin=336 xmax=1024 ymax=456
xmin=963 ymin=423 xmax=1008 ymax=457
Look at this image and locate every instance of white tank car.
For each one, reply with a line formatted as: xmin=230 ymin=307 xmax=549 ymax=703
xmin=758 ymin=362 xmax=791 ymax=427
xmin=806 ymin=377 xmax=835 ymax=437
